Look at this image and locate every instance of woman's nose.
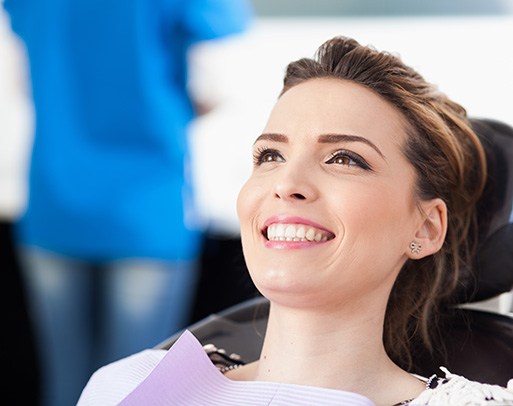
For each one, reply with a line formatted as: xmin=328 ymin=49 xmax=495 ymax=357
xmin=272 ymin=166 xmax=318 ymax=203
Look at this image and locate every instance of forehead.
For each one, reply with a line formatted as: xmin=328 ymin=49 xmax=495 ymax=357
xmin=264 ymin=78 xmax=408 ymax=150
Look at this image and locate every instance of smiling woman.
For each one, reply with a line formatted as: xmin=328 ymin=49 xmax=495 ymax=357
xmin=77 ymin=37 xmax=513 ymax=406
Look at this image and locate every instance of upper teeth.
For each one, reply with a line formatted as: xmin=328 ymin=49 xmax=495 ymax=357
xmin=266 ymin=223 xmax=331 ymax=242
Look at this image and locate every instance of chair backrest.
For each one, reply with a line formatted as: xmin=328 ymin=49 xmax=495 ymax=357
xmin=413 ymin=306 xmax=513 ymax=386
xmin=157 ymin=295 xmax=268 ymax=362
xmin=456 ymin=118 xmax=513 ymax=303
xmin=158 ymin=117 xmax=513 ymax=387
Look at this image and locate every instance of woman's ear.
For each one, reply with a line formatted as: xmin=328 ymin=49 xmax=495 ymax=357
xmin=407 ymin=198 xmax=447 ymax=259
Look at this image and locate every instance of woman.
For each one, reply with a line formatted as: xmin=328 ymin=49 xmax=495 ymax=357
xmin=77 ymin=36 xmax=513 ymax=405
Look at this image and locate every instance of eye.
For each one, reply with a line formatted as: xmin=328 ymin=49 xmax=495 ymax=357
xmin=253 ymin=147 xmax=284 ymax=166
xmin=325 ymin=150 xmax=372 ymax=171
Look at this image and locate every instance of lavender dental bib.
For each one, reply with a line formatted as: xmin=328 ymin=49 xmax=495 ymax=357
xmin=119 ymin=330 xmax=375 ymax=406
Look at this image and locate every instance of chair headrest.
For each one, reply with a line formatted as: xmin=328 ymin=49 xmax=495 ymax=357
xmin=457 ymin=118 xmax=513 ymax=303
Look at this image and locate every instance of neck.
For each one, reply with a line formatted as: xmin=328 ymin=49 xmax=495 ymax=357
xmin=257 ymin=301 xmax=389 ymax=384
xmin=249 ymin=297 xmax=421 ymax=405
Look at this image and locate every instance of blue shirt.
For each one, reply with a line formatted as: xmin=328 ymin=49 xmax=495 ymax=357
xmin=4 ymin=0 xmax=252 ymax=260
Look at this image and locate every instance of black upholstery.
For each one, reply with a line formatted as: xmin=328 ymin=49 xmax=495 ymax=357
xmin=157 ymin=118 xmax=513 ymax=387
xmin=460 ymin=118 xmax=513 ymax=302
xmin=158 ymin=296 xmax=268 ymax=363
xmin=414 ymin=307 xmax=513 ymax=386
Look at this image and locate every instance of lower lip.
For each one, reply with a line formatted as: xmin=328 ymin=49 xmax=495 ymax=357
xmin=264 ymin=239 xmax=331 ymax=250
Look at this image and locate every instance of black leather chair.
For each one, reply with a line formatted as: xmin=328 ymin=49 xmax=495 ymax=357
xmin=158 ymin=118 xmax=513 ymax=387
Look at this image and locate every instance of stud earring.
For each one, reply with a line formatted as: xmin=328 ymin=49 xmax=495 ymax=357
xmin=409 ymin=241 xmax=422 ymax=254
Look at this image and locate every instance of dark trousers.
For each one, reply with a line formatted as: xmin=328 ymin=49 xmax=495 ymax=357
xmin=0 ymin=221 xmax=40 ymax=405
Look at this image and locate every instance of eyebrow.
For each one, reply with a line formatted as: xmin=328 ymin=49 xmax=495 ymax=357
xmin=254 ymin=132 xmax=385 ymax=159
xmin=254 ymin=133 xmax=289 ymax=144
xmin=318 ymin=133 xmax=385 ymax=159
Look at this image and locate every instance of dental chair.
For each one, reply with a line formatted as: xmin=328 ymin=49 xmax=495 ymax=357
xmin=158 ymin=118 xmax=513 ymax=387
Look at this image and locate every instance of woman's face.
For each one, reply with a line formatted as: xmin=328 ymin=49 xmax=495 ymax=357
xmin=237 ymin=78 xmax=424 ymax=309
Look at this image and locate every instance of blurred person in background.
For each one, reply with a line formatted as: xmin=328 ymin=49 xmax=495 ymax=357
xmin=2 ymin=1 xmax=253 ymax=405
xmin=0 ymin=7 xmax=38 ymax=404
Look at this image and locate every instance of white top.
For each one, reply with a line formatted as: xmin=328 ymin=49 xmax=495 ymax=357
xmin=0 ymin=9 xmax=33 ymax=220
xmin=77 ymin=330 xmax=513 ymax=405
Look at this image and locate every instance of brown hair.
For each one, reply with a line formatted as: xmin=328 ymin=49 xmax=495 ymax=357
xmin=281 ymin=36 xmax=487 ymax=368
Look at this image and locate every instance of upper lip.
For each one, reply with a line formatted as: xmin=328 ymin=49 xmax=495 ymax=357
xmin=262 ymin=215 xmax=336 ymax=240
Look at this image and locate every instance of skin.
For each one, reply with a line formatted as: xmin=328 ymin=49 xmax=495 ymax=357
xmin=234 ymin=78 xmax=446 ymax=405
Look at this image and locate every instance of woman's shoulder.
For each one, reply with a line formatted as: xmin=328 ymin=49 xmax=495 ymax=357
xmin=412 ymin=367 xmax=513 ymax=405
xmin=77 ymin=348 xmax=167 ymax=406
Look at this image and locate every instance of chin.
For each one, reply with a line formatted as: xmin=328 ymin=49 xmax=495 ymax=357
xmin=250 ymin=267 xmax=318 ymax=300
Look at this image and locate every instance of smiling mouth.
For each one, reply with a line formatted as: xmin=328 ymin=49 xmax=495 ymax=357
xmin=263 ymin=223 xmax=335 ymax=242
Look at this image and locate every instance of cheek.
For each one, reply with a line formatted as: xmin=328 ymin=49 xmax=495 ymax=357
xmin=339 ymin=185 xmax=415 ymax=254
xmin=236 ymin=178 xmax=266 ymax=240
xmin=236 ymin=179 xmax=255 ymax=226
